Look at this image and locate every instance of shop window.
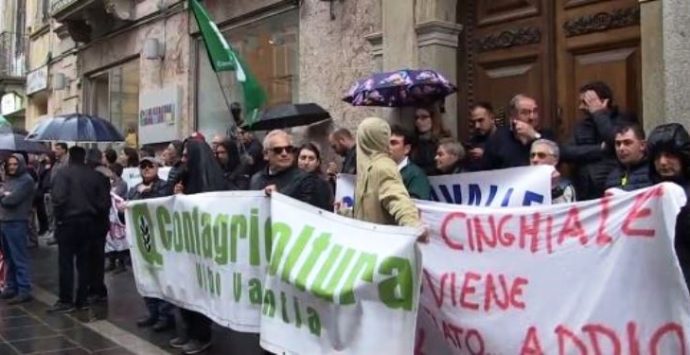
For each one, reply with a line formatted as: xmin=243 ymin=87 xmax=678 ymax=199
xmin=196 ymin=10 xmax=298 ymax=138
xmin=87 ymin=59 xmax=140 ymax=140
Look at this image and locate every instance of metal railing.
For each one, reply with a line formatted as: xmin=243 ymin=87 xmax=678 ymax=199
xmin=0 ymin=31 xmax=26 ymax=78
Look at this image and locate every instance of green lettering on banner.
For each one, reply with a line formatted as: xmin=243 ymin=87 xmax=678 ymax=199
xmin=249 ymin=278 xmax=263 ymax=305
xmin=201 ymin=212 xmax=213 ymax=258
xmin=268 ymin=223 xmax=292 ymax=276
xmin=377 ymin=257 xmax=415 ymax=311
xmin=182 ymin=211 xmax=195 ymax=254
xmin=307 ymin=307 xmax=321 ymax=336
xmin=313 ymin=248 xmax=355 ymax=302
xmin=262 ymin=289 xmax=276 ymax=317
xmin=280 ymin=291 xmax=290 ymax=323
xmin=230 ymin=215 xmax=247 ymax=263
xmin=294 ymin=233 xmax=331 ymax=291
xmin=131 ymin=204 xmax=163 ymax=266
xmin=293 ymin=296 xmax=302 ymax=328
xmin=213 ymin=214 xmax=229 ymax=265
xmin=250 ymin=209 xmax=261 ymax=266
xmin=280 ymin=226 xmax=315 ymax=283
xmin=233 ymin=272 xmax=242 ymax=302
xmin=339 ymin=253 xmax=377 ymax=305
xmin=156 ymin=206 xmax=173 ymax=251
xmin=173 ymin=212 xmax=184 ymax=252
xmin=264 ymin=217 xmax=273 ymax=262
xmin=192 ymin=208 xmax=201 ymax=256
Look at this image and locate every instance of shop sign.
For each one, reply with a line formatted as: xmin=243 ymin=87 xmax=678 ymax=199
xmin=138 ymin=86 xmax=180 ymax=144
xmin=26 ymin=66 xmax=49 ymax=95
xmin=1 ymin=93 xmax=23 ymax=116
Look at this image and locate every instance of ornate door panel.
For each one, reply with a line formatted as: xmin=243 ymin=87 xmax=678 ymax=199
xmin=458 ymin=0 xmax=640 ymax=140
xmin=555 ymin=0 xmax=641 ymax=138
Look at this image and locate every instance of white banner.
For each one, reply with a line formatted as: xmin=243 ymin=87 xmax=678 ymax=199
xmin=122 ymin=167 xmax=171 ymax=191
xmin=416 ymin=183 xmax=690 ymax=354
xmin=335 ymin=166 xmax=553 ymax=208
xmin=261 ymin=194 xmax=423 ymax=354
xmin=126 ymin=191 xmax=270 ymax=332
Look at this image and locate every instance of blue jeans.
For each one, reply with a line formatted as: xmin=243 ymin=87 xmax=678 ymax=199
xmin=1 ymin=221 xmax=31 ymax=295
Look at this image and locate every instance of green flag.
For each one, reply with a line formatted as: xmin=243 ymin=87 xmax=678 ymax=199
xmin=189 ymin=0 xmax=267 ymax=125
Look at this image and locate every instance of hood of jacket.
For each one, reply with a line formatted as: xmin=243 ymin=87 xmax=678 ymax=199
xmin=356 ymin=117 xmax=391 ymax=174
xmin=6 ymin=153 xmax=27 ymax=177
xmin=182 ymin=139 xmax=227 ymax=194
xmin=647 ymin=123 xmax=690 ymax=182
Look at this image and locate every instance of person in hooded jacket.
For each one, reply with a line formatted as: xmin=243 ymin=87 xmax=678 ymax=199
xmin=170 ymin=139 xmax=226 ymax=354
xmin=0 ymin=154 xmax=37 ymax=304
xmin=214 ymin=138 xmax=250 ymax=190
xmin=647 ymin=123 xmax=690 ymax=292
xmin=354 ymin=117 xmax=421 ymax=228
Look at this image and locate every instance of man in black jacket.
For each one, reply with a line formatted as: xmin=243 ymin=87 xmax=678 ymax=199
xmin=561 ymin=81 xmax=630 ymax=200
xmin=328 ymin=128 xmax=357 ymax=174
xmin=482 ymin=94 xmax=553 ymax=170
xmin=48 ymin=147 xmax=111 ymax=313
xmin=604 ymin=122 xmax=652 ymax=192
xmin=250 ymin=130 xmax=320 ymax=208
xmin=647 ymin=123 xmax=690 ymax=292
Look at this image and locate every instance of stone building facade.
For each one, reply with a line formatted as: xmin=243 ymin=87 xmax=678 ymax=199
xmin=20 ymin=0 xmax=690 ymax=147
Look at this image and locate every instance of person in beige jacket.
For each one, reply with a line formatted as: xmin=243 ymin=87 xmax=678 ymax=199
xmin=354 ymin=117 xmax=422 ymax=228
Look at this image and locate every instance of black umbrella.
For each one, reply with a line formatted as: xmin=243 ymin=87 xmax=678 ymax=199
xmin=0 ymin=133 xmax=49 ymax=154
xmin=26 ymin=113 xmax=125 ymax=142
xmin=242 ymin=103 xmax=331 ymax=131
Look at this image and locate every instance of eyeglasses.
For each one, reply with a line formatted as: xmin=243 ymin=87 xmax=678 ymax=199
xmin=140 ymin=164 xmax=155 ymax=170
xmin=269 ymin=146 xmax=295 ymax=155
xmin=530 ymin=152 xmax=555 ymax=159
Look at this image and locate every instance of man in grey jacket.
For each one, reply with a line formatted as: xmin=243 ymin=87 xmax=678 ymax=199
xmin=0 ymin=154 xmax=37 ymax=304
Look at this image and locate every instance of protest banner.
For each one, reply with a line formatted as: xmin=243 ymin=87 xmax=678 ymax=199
xmin=126 ymin=190 xmax=423 ymax=353
xmin=415 ymin=183 xmax=690 ymax=354
xmin=125 ymin=191 xmax=271 ymax=332
xmin=261 ymin=193 xmax=423 ymax=354
xmin=122 ymin=166 xmax=171 ymax=190
xmin=335 ymin=166 xmax=553 ymax=208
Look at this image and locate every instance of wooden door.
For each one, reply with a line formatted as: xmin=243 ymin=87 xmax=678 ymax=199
xmin=457 ymin=0 xmax=640 ymax=140
xmin=554 ymin=0 xmax=641 ymax=138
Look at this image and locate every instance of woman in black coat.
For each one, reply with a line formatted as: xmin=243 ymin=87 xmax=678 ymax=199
xmin=297 ymin=143 xmax=335 ymax=211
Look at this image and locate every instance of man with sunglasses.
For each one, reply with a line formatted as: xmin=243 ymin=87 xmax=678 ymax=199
xmin=530 ymin=139 xmax=575 ymax=204
xmin=250 ymin=130 xmax=321 ymax=208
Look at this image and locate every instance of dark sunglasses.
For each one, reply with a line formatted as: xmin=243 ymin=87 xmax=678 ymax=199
xmin=139 ymin=163 xmax=156 ymax=169
xmin=530 ymin=152 xmax=554 ymax=159
xmin=270 ymin=146 xmax=295 ymax=155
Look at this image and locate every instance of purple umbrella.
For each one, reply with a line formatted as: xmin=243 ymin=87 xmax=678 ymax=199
xmin=343 ymin=69 xmax=457 ymax=107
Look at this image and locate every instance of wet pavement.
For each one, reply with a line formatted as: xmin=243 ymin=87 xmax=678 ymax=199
xmin=0 ymin=236 xmax=266 ymax=354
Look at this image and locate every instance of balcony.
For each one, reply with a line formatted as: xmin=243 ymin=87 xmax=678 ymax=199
xmin=0 ymin=31 xmax=27 ymax=95
xmin=50 ymin=0 xmax=134 ymax=43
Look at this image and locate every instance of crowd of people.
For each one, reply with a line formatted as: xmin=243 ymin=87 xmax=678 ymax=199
xmin=0 ymin=80 xmax=688 ymax=354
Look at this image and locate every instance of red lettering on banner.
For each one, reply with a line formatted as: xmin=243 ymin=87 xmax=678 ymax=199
xmin=520 ymin=326 xmax=545 ymax=355
xmin=414 ymin=328 xmax=426 ymax=355
xmin=556 ymin=325 xmax=588 ymax=355
xmin=474 ymin=216 xmax=497 ymax=252
xmin=450 ymin=272 xmax=457 ymax=307
xmin=622 ymin=187 xmax=663 ymax=238
xmin=465 ymin=329 xmax=485 ymax=355
xmin=546 ymin=215 xmax=554 ymax=254
xmin=422 ymin=269 xmax=447 ymax=308
xmin=520 ymin=213 xmax=542 ymax=252
xmin=497 ymin=215 xmax=515 ymax=246
xmin=583 ymin=324 xmax=621 ymax=355
xmin=459 ymin=272 xmax=481 ymax=310
xmin=627 ymin=322 xmax=641 ymax=355
xmin=558 ymin=207 xmax=588 ymax=246
xmin=595 ymin=195 xmax=614 ymax=245
xmin=442 ymin=321 xmax=462 ymax=348
xmin=511 ymin=277 xmax=528 ymax=309
xmin=483 ymin=274 xmax=510 ymax=311
xmin=649 ymin=323 xmax=686 ymax=355
xmin=440 ymin=212 xmax=466 ymax=250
